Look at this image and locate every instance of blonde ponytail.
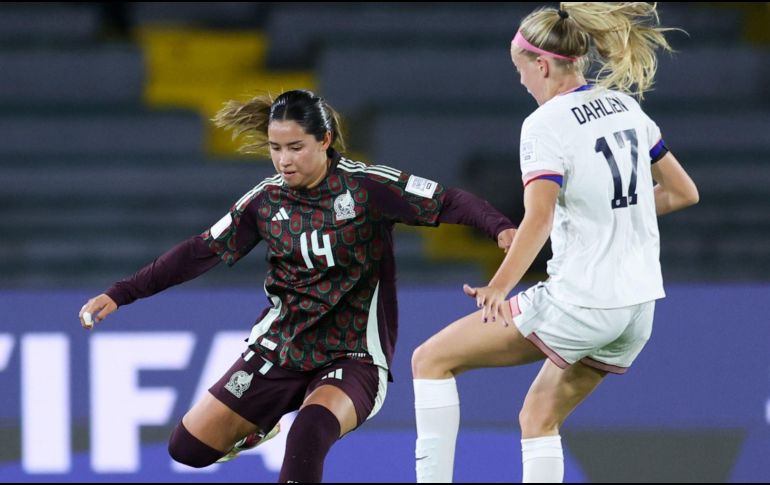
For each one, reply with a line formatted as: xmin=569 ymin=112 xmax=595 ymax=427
xmin=517 ymin=2 xmax=677 ymax=99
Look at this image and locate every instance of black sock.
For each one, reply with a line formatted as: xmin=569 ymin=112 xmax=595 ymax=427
xmin=168 ymin=422 xmax=224 ymax=468
xmin=278 ymin=405 xmax=341 ymax=482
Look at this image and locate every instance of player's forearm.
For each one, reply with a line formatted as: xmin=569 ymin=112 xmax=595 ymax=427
xmin=651 ymin=152 xmax=699 ymax=216
xmin=488 ymin=212 xmax=552 ymax=295
xmin=653 ymin=185 xmax=676 ymax=215
xmin=438 ymin=187 xmax=516 ymax=239
xmin=654 ymin=183 xmax=699 ymax=216
xmin=105 ymin=235 xmax=220 ymax=306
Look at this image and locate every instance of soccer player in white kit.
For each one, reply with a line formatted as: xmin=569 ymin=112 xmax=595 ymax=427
xmin=411 ymin=3 xmax=700 ymax=483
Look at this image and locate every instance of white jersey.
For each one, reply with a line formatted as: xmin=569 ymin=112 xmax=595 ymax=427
xmin=519 ymin=86 xmax=666 ymax=308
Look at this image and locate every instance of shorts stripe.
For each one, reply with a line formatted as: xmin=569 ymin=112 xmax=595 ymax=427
xmin=526 ymin=332 xmax=570 ymax=369
xmin=367 ymin=367 xmax=389 ymax=421
xmin=509 ymin=295 xmax=521 ymax=318
xmin=580 ymin=356 xmax=628 ymax=375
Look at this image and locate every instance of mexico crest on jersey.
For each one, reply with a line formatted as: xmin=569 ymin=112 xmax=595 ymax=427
xmin=224 ymin=371 xmax=253 ymax=398
xmin=334 ymin=190 xmax=356 ymax=222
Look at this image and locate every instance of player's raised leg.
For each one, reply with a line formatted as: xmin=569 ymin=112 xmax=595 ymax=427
xmin=411 ymin=306 xmax=545 ymax=482
xmin=168 ymin=392 xmax=260 ymax=468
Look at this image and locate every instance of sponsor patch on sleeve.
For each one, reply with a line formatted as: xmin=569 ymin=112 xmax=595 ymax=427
xmin=405 ymin=175 xmax=438 ymax=198
xmin=520 ymin=137 xmax=537 ymax=168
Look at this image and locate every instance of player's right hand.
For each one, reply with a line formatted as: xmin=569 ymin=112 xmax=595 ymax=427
xmin=463 ymin=283 xmax=510 ymax=326
xmin=79 ymin=294 xmax=117 ymax=330
xmin=497 ymin=228 xmax=516 ymax=253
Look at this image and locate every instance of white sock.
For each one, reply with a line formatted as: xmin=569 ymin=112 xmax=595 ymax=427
xmin=414 ymin=378 xmax=460 ymax=483
xmin=521 ymin=435 xmax=564 ymax=483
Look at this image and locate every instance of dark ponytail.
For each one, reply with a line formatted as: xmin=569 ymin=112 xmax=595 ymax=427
xmin=213 ymin=89 xmax=346 ymax=156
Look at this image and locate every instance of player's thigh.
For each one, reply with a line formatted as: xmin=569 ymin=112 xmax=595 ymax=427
xmin=301 ymin=385 xmax=358 ymax=437
xmin=415 ymin=306 xmax=545 ymax=377
xmin=182 ymin=392 xmax=259 ymax=452
xmin=188 ymin=352 xmax=308 ymax=451
xmin=304 ymin=359 xmax=385 ymax=437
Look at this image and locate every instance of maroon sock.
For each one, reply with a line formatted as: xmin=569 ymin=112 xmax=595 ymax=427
xmin=278 ymin=404 xmax=341 ymax=483
xmin=168 ymin=421 xmax=224 ymax=468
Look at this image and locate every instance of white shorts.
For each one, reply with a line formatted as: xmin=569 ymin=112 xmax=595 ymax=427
xmin=510 ymin=283 xmax=655 ymax=374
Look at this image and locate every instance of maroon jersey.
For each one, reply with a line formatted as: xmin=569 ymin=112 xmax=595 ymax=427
xmin=202 ymin=154 xmax=511 ymax=372
xmin=106 ymin=152 xmax=514 ymax=376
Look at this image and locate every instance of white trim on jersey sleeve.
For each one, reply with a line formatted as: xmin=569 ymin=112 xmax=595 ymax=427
xmin=234 ymin=174 xmax=283 ymax=211
xmin=338 ymin=158 xmax=401 ymax=182
xmin=210 ymin=213 xmax=233 ymax=239
xmin=208 ymin=174 xmax=283 ymax=239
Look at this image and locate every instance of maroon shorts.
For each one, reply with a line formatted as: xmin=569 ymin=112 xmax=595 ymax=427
xmin=209 ymin=350 xmax=384 ymax=434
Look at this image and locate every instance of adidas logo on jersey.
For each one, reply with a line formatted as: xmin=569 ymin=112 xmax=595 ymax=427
xmin=321 ymin=369 xmax=343 ymax=381
xmin=271 ymin=208 xmax=289 ymax=222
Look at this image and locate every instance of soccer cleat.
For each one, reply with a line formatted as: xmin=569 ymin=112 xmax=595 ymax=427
xmin=216 ymin=423 xmax=281 ymax=463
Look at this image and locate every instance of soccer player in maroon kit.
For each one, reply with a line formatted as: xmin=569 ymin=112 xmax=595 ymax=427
xmin=79 ymin=89 xmax=516 ymax=482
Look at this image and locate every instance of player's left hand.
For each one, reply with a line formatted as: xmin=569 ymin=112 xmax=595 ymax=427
xmin=462 ymin=284 xmax=510 ymax=326
xmin=496 ymin=228 xmax=516 ymax=253
xmin=79 ymin=294 xmax=117 ymax=330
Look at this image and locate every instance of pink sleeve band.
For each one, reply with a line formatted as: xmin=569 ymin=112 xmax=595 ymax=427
xmin=522 ymin=170 xmax=564 ymax=186
xmin=512 ymin=31 xmax=577 ymax=62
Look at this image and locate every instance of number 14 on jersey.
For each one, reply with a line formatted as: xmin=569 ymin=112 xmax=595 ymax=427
xmin=300 ymin=230 xmax=336 ymax=269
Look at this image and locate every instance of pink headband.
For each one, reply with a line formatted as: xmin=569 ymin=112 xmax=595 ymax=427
xmin=512 ymin=31 xmax=577 ymax=62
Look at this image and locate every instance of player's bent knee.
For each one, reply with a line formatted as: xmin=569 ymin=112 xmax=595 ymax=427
xmin=168 ymin=421 xmax=224 ymax=468
xmin=519 ymin=407 xmax=560 ymax=437
xmin=412 ymin=340 xmax=457 ymax=379
xmin=411 ymin=342 xmax=439 ymax=378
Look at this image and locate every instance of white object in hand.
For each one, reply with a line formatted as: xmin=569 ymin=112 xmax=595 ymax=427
xmin=83 ymin=312 xmax=94 ymax=328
